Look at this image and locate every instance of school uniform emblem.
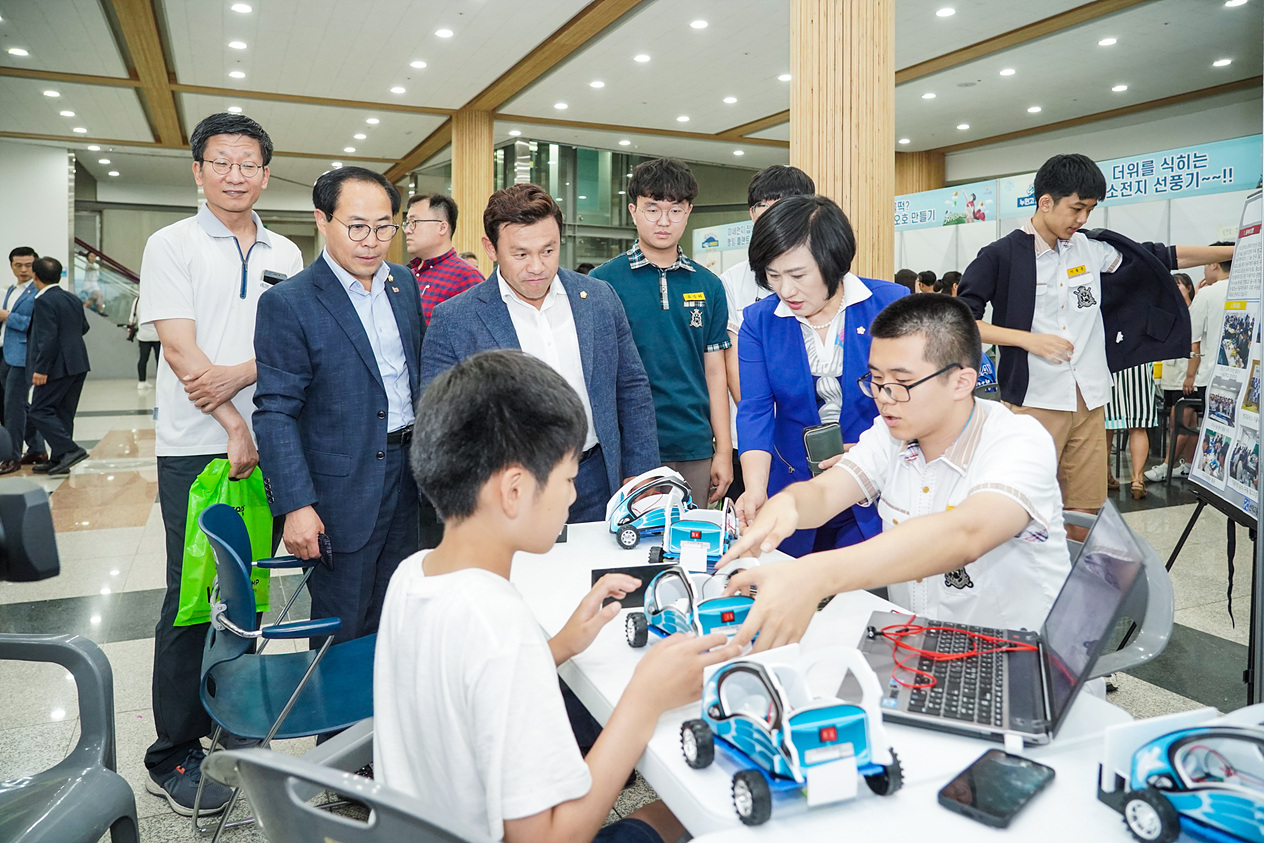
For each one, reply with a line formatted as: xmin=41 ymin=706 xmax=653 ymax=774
xmin=1072 ymin=284 xmax=1097 ymax=309
xmin=689 ymin=308 xmax=703 ymax=328
xmin=944 ymin=567 xmax=974 ymax=589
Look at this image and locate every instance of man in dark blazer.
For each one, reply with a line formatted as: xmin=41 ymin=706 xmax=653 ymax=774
xmin=27 ymin=256 xmax=90 ymax=476
xmin=421 ymin=183 xmax=658 ymax=522
xmin=254 ymin=167 xmax=423 ymax=644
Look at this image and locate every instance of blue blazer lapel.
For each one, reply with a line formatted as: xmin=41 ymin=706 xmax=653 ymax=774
xmin=382 ymin=263 xmax=421 ymax=391
xmin=312 ymin=261 xmax=385 ymax=390
xmin=559 ymin=271 xmax=595 ymax=392
xmin=473 ymin=276 xmax=521 ymax=350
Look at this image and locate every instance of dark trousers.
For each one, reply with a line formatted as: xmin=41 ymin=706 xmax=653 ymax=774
xmin=3 ymin=363 xmax=43 ymax=461
xmin=137 ymin=341 xmax=160 ymax=382
xmin=728 ymin=448 xmax=746 ymax=501
xmin=28 ymin=372 xmax=83 ymax=460
xmin=308 ymin=442 xmax=418 ymax=645
xmin=147 ymin=453 xmax=222 ymax=775
xmin=568 ymin=444 xmax=611 ymax=523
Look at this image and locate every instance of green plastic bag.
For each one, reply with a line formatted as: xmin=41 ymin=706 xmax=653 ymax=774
xmin=174 ymin=460 xmax=272 ymax=626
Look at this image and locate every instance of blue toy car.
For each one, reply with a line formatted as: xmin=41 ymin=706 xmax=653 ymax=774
xmin=647 ymin=499 xmax=740 ymax=572
xmin=625 ymin=565 xmax=754 ymax=647
xmin=607 ymin=468 xmax=695 ymax=550
xmin=680 ymin=645 xmax=903 ymax=825
xmin=1099 ymin=709 xmax=1264 ymax=843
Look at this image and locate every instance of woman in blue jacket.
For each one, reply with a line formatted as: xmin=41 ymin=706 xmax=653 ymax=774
xmin=735 ymin=195 xmax=907 ymax=557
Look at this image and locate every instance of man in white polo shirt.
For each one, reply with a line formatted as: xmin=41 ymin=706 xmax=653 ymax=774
xmin=721 ymin=295 xmax=1071 ymax=650
xmin=137 ymin=112 xmax=303 ymax=817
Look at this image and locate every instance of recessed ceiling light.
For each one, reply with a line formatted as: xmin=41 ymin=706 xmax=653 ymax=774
xmin=390 ymin=86 xmax=406 ymax=94
xmin=229 ymin=70 xmax=245 ymax=79
xmin=936 ymin=7 xmax=955 ymax=16
xmin=676 ymin=115 xmax=689 ymax=122
xmin=343 ymin=146 xmax=356 ymax=153
xmin=733 ymin=150 xmax=744 ymax=156
xmin=43 ymin=90 xmax=60 ymax=98
xmin=1027 ymin=105 xmax=1041 ymax=113
xmin=554 ymin=102 xmax=568 ymax=110
xmin=898 ymin=138 xmax=911 ymax=144
xmin=435 ymin=28 xmax=453 ymax=37
xmin=956 ymin=123 xmax=970 ymax=130
xmin=331 ymin=161 xmax=343 ymax=168
xmin=72 ymin=127 xmax=87 ymax=133
xmin=231 ymin=3 xmax=252 ymax=12
xmin=590 ymin=80 xmax=605 ymax=88
xmin=108 ymin=171 xmax=119 ymax=177
xmin=999 ymin=68 xmax=1016 ymax=76
xmin=1098 ymin=37 xmax=1117 ymax=46
xmin=98 ymin=158 xmax=110 ymax=164
xmin=778 ymin=73 xmax=792 ymax=82
xmin=228 ymin=41 xmax=246 ymax=49
xmin=7 ymin=48 xmax=28 ymax=56
xmin=410 ymin=60 xmax=427 ymax=69
xmin=618 ymin=139 xmax=631 ymax=146
xmin=1225 ymin=0 xmax=1247 ymax=6
xmin=921 ymin=92 xmax=936 ymax=99
xmin=1112 ymin=84 xmax=1128 ymax=92
xmin=690 ymin=20 xmax=708 ymax=29
xmin=634 ymin=54 xmax=650 ymax=63
xmin=87 ymin=145 xmax=100 ymax=151
xmin=354 ymin=133 xmax=366 ymax=140
xmin=1213 ymin=58 xmax=1233 ymax=67
xmin=227 ymin=105 xmax=242 ymax=113
xmin=508 ymin=130 xmax=521 ymax=137
xmin=723 ymin=96 xmax=737 ymax=104
xmin=59 ymin=110 xmax=74 ymax=117
xmin=578 ymin=195 xmax=587 ymax=200
xmin=365 ymin=117 xmax=380 ymax=125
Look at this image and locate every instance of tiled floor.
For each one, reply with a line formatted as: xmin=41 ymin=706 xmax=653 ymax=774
xmin=0 ymin=379 xmax=1257 ymax=841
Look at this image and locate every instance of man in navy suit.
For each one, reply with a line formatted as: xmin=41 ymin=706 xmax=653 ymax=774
xmin=421 ymin=183 xmax=658 ymax=522
xmin=27 ymin=256 xmax=90 ymax=476
xmin=254 ymin=167 xmax=424 ymax=643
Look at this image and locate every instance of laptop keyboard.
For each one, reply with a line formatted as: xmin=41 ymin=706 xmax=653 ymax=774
xmin=903 ymin=622 xmax=1007 ymax=728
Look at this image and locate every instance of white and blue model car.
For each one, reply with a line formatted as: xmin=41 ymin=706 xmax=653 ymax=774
xmin=607 ymin=468 xmax=694 ymax=551
xmin=680 ymin=646 xmax=903 ymax=825
xmin=625 ymin=565 xmax=753 ymax=647
xmin=646 ymin=499 xmax=740 ymax=572
xmin=1099 ymin=704 xmax=1264 ymax=843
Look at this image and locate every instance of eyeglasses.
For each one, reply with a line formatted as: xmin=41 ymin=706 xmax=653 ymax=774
xmin=402 ymin=218 xmax=443 ymax=233
xmin=857 ymin=363 xmax=963 ymax=402
xmin=330 ymin=215 xmax=400 ymax=242
xmin=200 ymin=159 xmax=263 ymax=178
xmin=636 ymin=205 xmax=689 ymax=223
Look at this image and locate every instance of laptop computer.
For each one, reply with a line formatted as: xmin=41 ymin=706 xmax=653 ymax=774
xmin=840 ymin=500 xmax=1146 ymax=746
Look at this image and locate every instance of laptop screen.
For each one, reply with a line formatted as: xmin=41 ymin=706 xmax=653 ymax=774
xmin=1040 ymin=501 xmax=1144 ymax=733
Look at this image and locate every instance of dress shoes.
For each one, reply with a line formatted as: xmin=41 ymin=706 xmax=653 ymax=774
xmin=31 ymin=461 xmax=55 ymax=474
xmin=20 ymin=451 xmax=48 ymax=465
xmin=0 ymin=460 xmax=20 ymax=476
xmin=47 ymin=447 xmax=89 ymax=476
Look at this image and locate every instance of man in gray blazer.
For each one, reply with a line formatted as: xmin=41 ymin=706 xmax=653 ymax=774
xmin=420 ymin=183 xmax=658 ymax=522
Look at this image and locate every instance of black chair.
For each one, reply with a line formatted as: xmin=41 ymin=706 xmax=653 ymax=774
xmin=1164 ymin=396 xmax=1203 ymax=483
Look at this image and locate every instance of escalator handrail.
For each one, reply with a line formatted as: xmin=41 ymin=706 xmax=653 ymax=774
xmin=74 ymin=238 xmax=139 ymax=284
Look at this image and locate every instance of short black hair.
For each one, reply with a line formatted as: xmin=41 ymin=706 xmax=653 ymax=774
xmin=870 ymin=294 xmax=981 ymax=373
xmin=917 ymin=270 xmax=937 ymax=290
xmin=1172 ymin=272 xmax=1195 ymax=300
xmin=411 ymin=350 xmax=587 ymax=521
xmin=408 ymin=193 xmax=459 ymax=235
xmin=627 ymin=157 xmax=698 ymax=204
xmin=747 ymin=165 xmax=815 ymax=208
xmin=575 ymin=262 xmax=596 ymax=274
xmin=8 ymin=247 xmax=37 ymax=263
xmin=936 ymin=270 xmax=961 ymax=294
xmin=32 ymin=257 xmax=62 ymax=284
xmin=1210 ymin=240 xmax=1233 ymax=272
xmin=894 ymin=268 xmax=918 ymax=293
xmin=1033 ymin=153 xmax=1107 ymax=205
xmin=313 ymin=166 xmax=401 ymax=220
xmin=190 ymin=112 xmax=275 ymax=166
xmin=748 ymin=194 xmax=856 ymax=298
xmin=483 ymin=183 xmax=564 ymax=250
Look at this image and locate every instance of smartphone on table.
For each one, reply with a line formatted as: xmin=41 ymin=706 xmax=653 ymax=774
xmin=937 ymin=749 xmax=1055 ymax=829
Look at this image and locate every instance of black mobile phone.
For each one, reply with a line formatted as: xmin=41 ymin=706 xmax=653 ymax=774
xmin=937 ymin=749 xmax=1055 ymax=829
xmin=261 ymin=270 xmax=288 ymax=286
xmin=591 ymin=564 xmax=664 ymax=608
xmin=802 ymin=422 xmax=843 ymax=476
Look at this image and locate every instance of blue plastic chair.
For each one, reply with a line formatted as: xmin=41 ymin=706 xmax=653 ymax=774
xmin=194 ymin=503 xmax=376 ymax=841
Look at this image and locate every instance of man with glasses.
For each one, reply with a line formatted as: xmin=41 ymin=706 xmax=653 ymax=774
xmin=719 ymin=295 xmax=1071 ymax=649
xmin=591 ymin=157 xmax=731 ymax=505
xmin=403 ymin=193 xmax=483 ymax=323
xmin=254 ymin=165 xmax=424 ymax=648
xmin=138 ymin=112 xmax=304 ymax=817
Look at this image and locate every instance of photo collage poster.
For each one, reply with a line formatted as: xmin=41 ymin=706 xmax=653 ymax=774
xmin=1191 ymin=190 xmax=1264 ymax=519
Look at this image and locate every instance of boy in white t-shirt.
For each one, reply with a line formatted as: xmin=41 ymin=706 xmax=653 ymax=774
xmin=376 ymin=349 xmax=739 ymax=843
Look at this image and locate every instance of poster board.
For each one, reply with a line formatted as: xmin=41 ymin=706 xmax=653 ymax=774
xmin=1189 ymin=189 xmax=1264 ymax=524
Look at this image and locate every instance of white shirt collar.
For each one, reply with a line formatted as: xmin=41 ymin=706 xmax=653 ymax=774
xmin=34 ymin=283 xmax=57 ymax=298
xmin=774 ymin=272 xmax=871 ymax=319
xmin=322 ymin=248 xmax=390 ymax=294
xmin=196 ymin=202 xmax=271 ymax=247
xmin=496 ymin=269 xmax=564 ymax=309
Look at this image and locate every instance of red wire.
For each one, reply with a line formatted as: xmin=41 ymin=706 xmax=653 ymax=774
xmin=878 ymin=618 xmax=1038 ymax=690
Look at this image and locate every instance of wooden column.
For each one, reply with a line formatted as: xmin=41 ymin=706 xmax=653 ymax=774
xmin=895 ymin=150 xmax=946 ymax=196
xmin=450 ymin=109 xmax=495 ymax=276
xmin=790 ymin=0 xmax=895 ymax=280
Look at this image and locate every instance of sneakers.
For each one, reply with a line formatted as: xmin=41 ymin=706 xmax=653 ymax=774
xmin=146 ymin=748 xmax=233 ymax=817
xmin=1142 ymin=462 xmax=1169 ymax=482
xmin=1173 ymin=460 xmax=1191 ymax=478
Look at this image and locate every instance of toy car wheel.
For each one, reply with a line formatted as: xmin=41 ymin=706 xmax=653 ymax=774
xmin=732 ymin=769 xmax=771 ymax=826
xmin=865 ymin=749 xmax=903 ymax=796
xmin=680 ymin=719 xmax=714 ymax=769
xmin=1122 ymin=788 xmax=1179 ymax=843
xmin=617 ymin=525 xmax=640 ymax=549
xmin=648 ymin=546 xmax=665 ymax=565
xmin=626 ymin=612 xmax=648 ymax=648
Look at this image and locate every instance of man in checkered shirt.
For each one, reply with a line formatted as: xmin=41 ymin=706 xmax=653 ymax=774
xmin=404 ymin=193 xmax=485 ymax=323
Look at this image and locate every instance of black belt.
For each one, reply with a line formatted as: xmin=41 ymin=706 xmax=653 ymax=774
xmin=581 ymin=443 xmax=601 ymax=462
xmin=386 ymin=425 xmax=413 ymax=445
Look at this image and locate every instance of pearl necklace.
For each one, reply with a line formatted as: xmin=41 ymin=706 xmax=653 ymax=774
xmin=805 ymin=300 xmax=843 ymax=329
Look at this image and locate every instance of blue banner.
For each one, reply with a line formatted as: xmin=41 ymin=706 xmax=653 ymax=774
xmin=894 ymin=180 xmax=994 ymax=230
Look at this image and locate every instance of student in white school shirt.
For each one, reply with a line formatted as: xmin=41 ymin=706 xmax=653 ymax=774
xmin=720 ymin=295 xmax=1071 ymax=650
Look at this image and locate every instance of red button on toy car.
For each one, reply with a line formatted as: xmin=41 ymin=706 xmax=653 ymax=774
xmin=819 ymin=726 xmax=837 ymax=743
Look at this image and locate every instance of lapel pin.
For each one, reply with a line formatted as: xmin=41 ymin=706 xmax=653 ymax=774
xmin=857 ymin=326 xmax=865 ymax=334
xmin=391 ymin=286 xmax=399 ymax=293
xmin=580 ymin=290 xmax=588 ymax=299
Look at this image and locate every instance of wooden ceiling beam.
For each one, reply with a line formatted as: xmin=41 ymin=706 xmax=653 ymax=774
xmin=0 ymin=130 xmax=393 ymax=163
xmin=170 ymin=83 xmax=454 ymax=117
xmin=716 ymin=110 xmax=790 ymax=140
xmin=930 ymin=76 xmax=1262 ymax=154
xmin=0 ymin=66 xmax=140 ymax=88
xmin=383 ymin=119 xmax=453 ymax=184
xmin=106 ymin=0 xmax=183 ymax=146
xmin=495 ymin=112 xmax=790 ymax=148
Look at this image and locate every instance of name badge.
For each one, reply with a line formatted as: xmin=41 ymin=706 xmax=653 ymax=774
xmin=683 ymin=292 xmax=706 ymax=302
xmin=1066 ymin=265 xmax=1087 ymax=278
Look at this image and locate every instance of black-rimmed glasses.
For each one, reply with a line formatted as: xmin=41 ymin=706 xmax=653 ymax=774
xmin=857 ymin=363 xmax=963 ymax=402
xmin=332 ymin=216 xmax=400 ymax=242
xmin=402 ymin=218 xmax=443 ymax=233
